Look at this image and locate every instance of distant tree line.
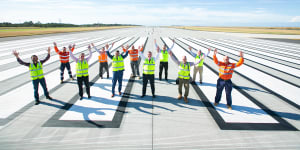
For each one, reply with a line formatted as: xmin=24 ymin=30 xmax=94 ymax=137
xmin=0 ymin=21 xmax=137 ymax=27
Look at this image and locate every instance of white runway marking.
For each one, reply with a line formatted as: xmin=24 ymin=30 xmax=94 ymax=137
xmin=164 ymin=37 xmax=279 ymax=123
xmin=59 ymin=37 xmax=147 ymax=121
xmin=0 ymin=37 xmax=130 ymax=119
xmin=183 ymin=38 xmax=300 ymax=106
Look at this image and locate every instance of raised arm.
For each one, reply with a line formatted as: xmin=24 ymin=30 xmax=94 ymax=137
xmin=40 ymin=47 xmax=51 ymax=64
xmin=213 ymin=49 xmax=221 ymax=66
xmin=138 ymin=51 xmax=146 ymax=61
xmin=85 ymin=45 xmax=93 ymax=62
xmin=69 ymin=45 xmax=78 ymax=62
xmin=189 ymin=56 xmax=204 ymax=66
xmin=235 ymin=51 xmax=244 ymax=68
xmin=121 ymin=50 xmax=129 ymax=58
xmin=188 ymin=46 xmax=197 ymax=57
xmin=167 ymin=39 xmax=175 ymax=52
xmin=71 ymin=44 xmax=75 ymax=52
xmin=168 ymin=51 xmax=180 ymax=65
xmin=91 ymin=43 xmax=100 ymax=53
xmin=12 ymin=50 xmax=30 ymax=66
xmin=154 ymin=39 xmax=161 ymax=51
xmin=204 ymin=48 xmax=211 ymax=58
xmin=53 ymin=42 xmax=61 ymax=54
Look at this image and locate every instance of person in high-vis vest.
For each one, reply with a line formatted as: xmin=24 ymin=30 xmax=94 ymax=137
xmin=189 ymin=46 xmax=211 ymax=84
xmin=53 ymin=42 xmax=75 ymax=84
xmin=213 ymin=49 xmax=244 ymax=110
xmin=91 ymin=42 xmax=112 ymax=79
xmin=13 ymin=48 xmax=53 ymax=105
xmin=169 ymin=51 xmax=203 ymax=103
xmin=139 ymin=48 xmax=160 ymax=98
xmin=69 ymin=45 xmax=93 ymax=100
xmin=122 ymin=44 xmax=143 ymax=79
xmin=106 ymin=43 xmax=129 ymax=97
xmin=155 ymin=39 xmax=174 ymax=81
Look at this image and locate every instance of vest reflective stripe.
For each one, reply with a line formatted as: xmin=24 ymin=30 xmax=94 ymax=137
xmin=112 ymin=56 xmax=124 ymax=71
xmin=129 ymin=50 xmax=139 ymax=61
xmin=195 ymin=54 xmax=204 ymax=67
xmin=143 ymin=58 xmax=155 ymax=75
xmin=98 ymin=52 xmax=108 ymax=63
xmin=178 ymin=63 xmax=190 ymax=79
xmin=29 ymin=62 xmax=44 ymax=80
xmin=76 ymin=60 xmax=89 ymax=77
xmin=218 ymin=63 xmax=236 ymax=80
xmin=59 ymin=52 xmax=70 ymax=63
xmin=160 ymin=50 xmax=168 ymax=62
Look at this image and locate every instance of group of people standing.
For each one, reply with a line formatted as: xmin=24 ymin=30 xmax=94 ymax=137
xmin=13 ymin=39 xmax=244 ymax=110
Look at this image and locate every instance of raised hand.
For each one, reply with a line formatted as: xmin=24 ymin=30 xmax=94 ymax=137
xmin=68 ymin=44 xmax=72 ymax=50
xmin=47 ymin=47 xmax=51 ymax=53
xmin=91 ymin=43 xmax=94 ymax=47
xmin=156 ymin=46 xmax=160 ymax=53
xmin=189 ymin=46 xmax=192 ymax=51
xmin=53 ymin=42 xmax=57 ymax=46
xmin=88 ymin=45 xmax=91 ymax=50
xmin=12 ymin=50 xmax=19 ymax=58
xmin=112 ymin=42 xmax=115 ymax=47
xmin=214 ymin=48 xmax=217 ymax=55
xmin=168 ymin=51 xmax=173 ymax=56
xmin=239 ymin=51 xmax=244 ymax=58
xmin=154 ymin=39 xmax=156 ymax=43
xmin=172 ymin=39 xmax=175 ymax=43
xmin=208 ymin=48 xmax=211 ymax=52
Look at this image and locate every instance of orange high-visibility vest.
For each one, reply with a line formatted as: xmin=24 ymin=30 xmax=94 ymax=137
xmin=123 ymin=47 xmax=143 ymax=61
xmin=98 ymin=51 xmax=108 ymax=63
xmin=213 ymin=55 xmax=244 ymax=80
xmin=55 ymin=46 xmax=74 ymax=63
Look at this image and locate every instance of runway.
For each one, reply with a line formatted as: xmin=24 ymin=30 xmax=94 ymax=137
xmin=0 ymin=27 xmax=299 ymax=149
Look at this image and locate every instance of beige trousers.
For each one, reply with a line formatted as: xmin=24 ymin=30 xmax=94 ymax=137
xmin=193 ymin=66 xmax=203 ymax=82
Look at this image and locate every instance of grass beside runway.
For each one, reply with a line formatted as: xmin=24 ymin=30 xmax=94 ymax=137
xmin=0 ymin=26 xmax=137 ymax=38
xmin=172 ymin=26 xmax=300 ymax=35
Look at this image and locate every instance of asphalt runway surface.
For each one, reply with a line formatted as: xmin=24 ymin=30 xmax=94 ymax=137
xmin=0 ymin=27 xmax=299 ymax=150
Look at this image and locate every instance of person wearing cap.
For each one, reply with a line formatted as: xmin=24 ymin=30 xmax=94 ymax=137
xmin=12 ymin=48 xmax=53 ymax=105
xmin=189 ymin=46 xmax=211 ymax=84
xmin=168 ymin=50 xmax=203 ymax=103
xmin=106 ymin=43 xmax=129 ymax=97
xmin=69 ymin=45 xmax=93 ymax=100
xmin=213 ymin=49 xmax=244 ymax=110
xmin=53 ymin=42 xmax=75 ymax=84
xmin=155 ymin=39 xmax=174 ymax=81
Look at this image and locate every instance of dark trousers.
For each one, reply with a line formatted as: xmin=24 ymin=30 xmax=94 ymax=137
xmin=77 ymin=76 xmax=90 ymax=97
xmin=112 ymin=71 xmax=124 ymax=95
xmin=130 ymin=61 xmax=140 ymax=76
xmin=159 ymin=62 xmax=168 ymax=80
xmin=32 ymin=78 xmax=49 ymax=102
xmin=142 ymin=74 xmax=155 ymax=96
xmin=60 ymin=62 xmax=72 ymax=80
xmin=215 ymin=78 xmax=233 ymax=106
xmin=178 ymin=78 xmax=190 ymax=97
xmin=99 ymin=62 xmax=109 ymax=77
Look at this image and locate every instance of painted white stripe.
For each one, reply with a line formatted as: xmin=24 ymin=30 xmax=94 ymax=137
xmin=59 ymin=37 xmax=147 ymax=121
xmin=164 ymin=37 xmax=278 ymax=123
xmin=219 ymin=39 xmax=300 ymax=58
xmin=178 ymin=37 xmax=300 ymax=106
xmin=205 ymin=38 xmax=300 ymax=64
xmin=191 ymin=38 xmax=300 ymax=76
xmin=0 ymin=37 xmax=131 ymax=119
xmin=0 ymin=37 xmax=90 ymax=57
xmin=0 ymin=37 xmax=105 ymax=65
xmin=0 ymin=37 xmax=117 ymax=82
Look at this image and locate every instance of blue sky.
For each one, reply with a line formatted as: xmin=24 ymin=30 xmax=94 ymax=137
xmin=1 ymin=0 xmax=300 ymax=26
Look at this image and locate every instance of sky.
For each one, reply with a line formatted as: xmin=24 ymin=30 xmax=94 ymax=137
xmin=1 ymin=0 xmax=300 ymax=27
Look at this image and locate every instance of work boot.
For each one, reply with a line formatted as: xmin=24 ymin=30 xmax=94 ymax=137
xmin=227 ymin=105 xmax=232 ymax=110
xmin=35 ymin=100 xmax=40 ymax=105
xmin=111 ymin=94 xmax=115 ymax=98
xmin=107 ymin=75 xmax=109 ymax=79
xmin=60 ymin=80 xmax=63 ymax=84
xmin=80 ymin=96 xmax=83 ymax=100
xmin=119 ymin=92 xmax=122 ymax=95
xmin=184 ymin=96 xmax=188 ymax=103
xmin=71 ymin=77 xmax=74 ymax=81
xmin=152 ymin=95 xmax=156 ymax=98
xmin=177 ymin=95 xmax=182 ymax=100
xmin=214 ymin=102 xmax=219 ymax=106
xmin=140 ymin=95 xmax=145 ymax=98
xmin=200 ymin=81 xmax=203 ymax=84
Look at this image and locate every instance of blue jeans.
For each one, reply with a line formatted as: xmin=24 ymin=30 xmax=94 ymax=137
xmin=112 ymin=71 xmax=123 ymax=95
xmin=32 ymin=78 xmax=49 ymax=101
xmin=214 ymin=78 xmax=232 ymax=106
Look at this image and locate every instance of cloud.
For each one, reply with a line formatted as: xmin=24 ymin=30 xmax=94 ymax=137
xmin=290 ymin=16 xmax=300 ymax=22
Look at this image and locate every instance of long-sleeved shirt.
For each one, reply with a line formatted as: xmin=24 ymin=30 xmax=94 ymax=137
xmin=156 ymin=42 xmax=174 ymax=54
xmin=189 ymin=49 xmax=210 ymax=59
xmin=138 ymin=51 xmax=160 ymax=62
xmin=170 ymin=53 xmax=202 ymax=67
xmin=213 ymin=54 xmax=244 ymax=80
xmin=94 ymin=45 xmax=113 ymax=54
xmin=106 ymin=50 xmax=129 ymax=60
xmin=17 ymin=53 xmax=50 ymax=67
xmin=69 ymin=49 xmax=92 ymax=62
xmin=54 ymin=46 xmax=74 ymax=63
